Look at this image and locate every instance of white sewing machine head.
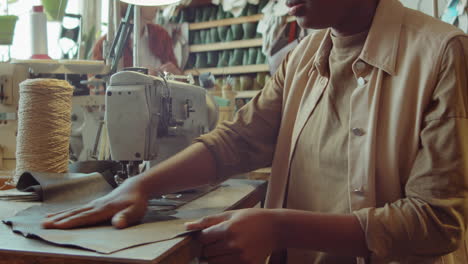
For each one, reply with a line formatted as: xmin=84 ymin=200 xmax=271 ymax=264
xmin=105 ymin=70 xmax=217 ymax=180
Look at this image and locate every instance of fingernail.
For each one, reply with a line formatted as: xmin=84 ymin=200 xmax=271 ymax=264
xmin=184 ymin=221 xmax=198 ymax=227
xmin=113 ymin=216 xmax=127 ymax=229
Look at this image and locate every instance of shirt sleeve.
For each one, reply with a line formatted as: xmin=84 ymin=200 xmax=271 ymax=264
xmin=194 ymin=54 xmax=290 ymax=182
xmin=353 ymin=36 xmax=468 ymax=259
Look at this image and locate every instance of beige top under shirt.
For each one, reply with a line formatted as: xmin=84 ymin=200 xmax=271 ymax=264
xmin=287 ymin=31 xmax=367 ymax=264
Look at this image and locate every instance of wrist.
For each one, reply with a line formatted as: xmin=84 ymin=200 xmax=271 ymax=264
xmin=128 ymin=174 xmax=153 ymax=199
xmin=270 ymin=209 xmax=287 ymax=250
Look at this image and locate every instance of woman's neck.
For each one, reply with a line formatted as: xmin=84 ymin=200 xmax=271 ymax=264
xmin=331 ymin=0 xmax=379 ymax=37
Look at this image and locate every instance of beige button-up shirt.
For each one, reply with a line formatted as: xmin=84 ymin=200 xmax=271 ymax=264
xmin=196 ymin=0 xmax=468 ymax=263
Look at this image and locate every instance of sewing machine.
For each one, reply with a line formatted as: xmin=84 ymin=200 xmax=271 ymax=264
xmin=0 ymin=1 xmax=218 ymax=183
xmin=105 ymin=69 xmax=218 ymax=182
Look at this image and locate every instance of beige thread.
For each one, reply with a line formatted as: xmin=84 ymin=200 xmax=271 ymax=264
xmin=14 ymin=78 xmax=74 ymax=183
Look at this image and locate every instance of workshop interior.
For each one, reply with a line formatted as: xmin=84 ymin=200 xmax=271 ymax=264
xmin=0 ymin=0 xmax=466 ymax=263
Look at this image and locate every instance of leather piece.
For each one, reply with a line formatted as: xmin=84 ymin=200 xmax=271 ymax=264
xmin=2 ymin=167 xmax=255 ymax=255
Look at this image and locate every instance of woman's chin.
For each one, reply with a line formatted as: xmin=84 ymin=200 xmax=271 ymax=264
xmin=296 ymin=17 xmax=330 ymax=30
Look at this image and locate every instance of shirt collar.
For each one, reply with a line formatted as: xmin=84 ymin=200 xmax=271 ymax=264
xmin=312 ymin=0 xmax=404 ymax=77
xmin=311 ymin=28 xmax=333 ymax=77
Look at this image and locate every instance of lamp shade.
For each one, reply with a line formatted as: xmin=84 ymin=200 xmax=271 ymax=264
xmin=120 ymin=0 xmax=181 ymax=6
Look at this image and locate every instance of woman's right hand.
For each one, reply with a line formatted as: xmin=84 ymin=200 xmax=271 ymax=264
xmin=42 ymin=176 xmax=149 ymax=229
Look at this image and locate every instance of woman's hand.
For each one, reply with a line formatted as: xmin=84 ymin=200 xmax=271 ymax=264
xmin=147 ymin=62 xmax=183 ymax=76
xmin=185 ymin=208 xmax=280 ymax=264
xmin=42 ymin=176 xmax=149 ymax=229
xmin=159 ymin=62 xmax=183 ymax=75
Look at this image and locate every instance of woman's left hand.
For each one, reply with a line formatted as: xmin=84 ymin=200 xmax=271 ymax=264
xmin=146 ymin=62 xmax=183 ymax=76
xmin=159 ymin=62 xmax=183 ymax=75
xmin=185 ymin=208 xmax=280 ymax=264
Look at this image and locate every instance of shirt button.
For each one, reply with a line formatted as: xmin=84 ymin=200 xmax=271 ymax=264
xmin=352 ymin=127 xmax=365 ymax=136
xmin=352 ymin=186 xmax=365 ymax=195
xmin=357 ymin=77 xmax=367 ymax=86
xmin=355 ymin=61 xmax=366 ymax=72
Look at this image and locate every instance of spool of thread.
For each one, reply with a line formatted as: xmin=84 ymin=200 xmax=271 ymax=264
xmin=15 ymin=79 xmax=74 ymax=180
xmin=30 ymin=6 xmax=51 ymax=59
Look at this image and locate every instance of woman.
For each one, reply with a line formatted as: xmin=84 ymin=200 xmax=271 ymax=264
xmin=92 ymin=3 xmax=182 ymax=76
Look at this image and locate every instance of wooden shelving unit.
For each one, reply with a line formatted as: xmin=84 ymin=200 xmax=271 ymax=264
xmin=189 ymin=14 xmax=263 ymax=30
xmin=185 ymin=7 xmax=295 ymax=75
xmin=188 ymin=0 xmax=212 ymax=7
xmin=184 ymin=64 xmax=269 ymax=76
xmin=189 ymin=14 xmax=295 ymax=30
xmin=189 ymin=38 xmax=262 ymax=52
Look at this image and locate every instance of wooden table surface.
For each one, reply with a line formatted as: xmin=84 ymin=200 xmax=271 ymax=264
xmin=0 ymin=179 xmax=267 ymax=264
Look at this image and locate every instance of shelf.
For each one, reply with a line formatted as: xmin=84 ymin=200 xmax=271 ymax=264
xmin=189 ymin=15 xmax=296 ymax=31
xmin=10 ymin=59 xmax=110 ymax=75
xmin=184 ymin=64 xmax=269 ymax=76
xmin=188 ymin=0 xmax=212 ymax=7
xmin=190 ymin=38 xmax=262 ymax=52
xmin=189 ymin=14 xmax=263 ymax=30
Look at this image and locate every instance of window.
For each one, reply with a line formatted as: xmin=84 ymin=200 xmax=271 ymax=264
xmin=0 ymin=0 xmax=80 ymax=61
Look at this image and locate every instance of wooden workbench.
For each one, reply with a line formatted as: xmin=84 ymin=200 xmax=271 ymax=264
xmin=0 ymin=179 xmax=267 ymax=264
